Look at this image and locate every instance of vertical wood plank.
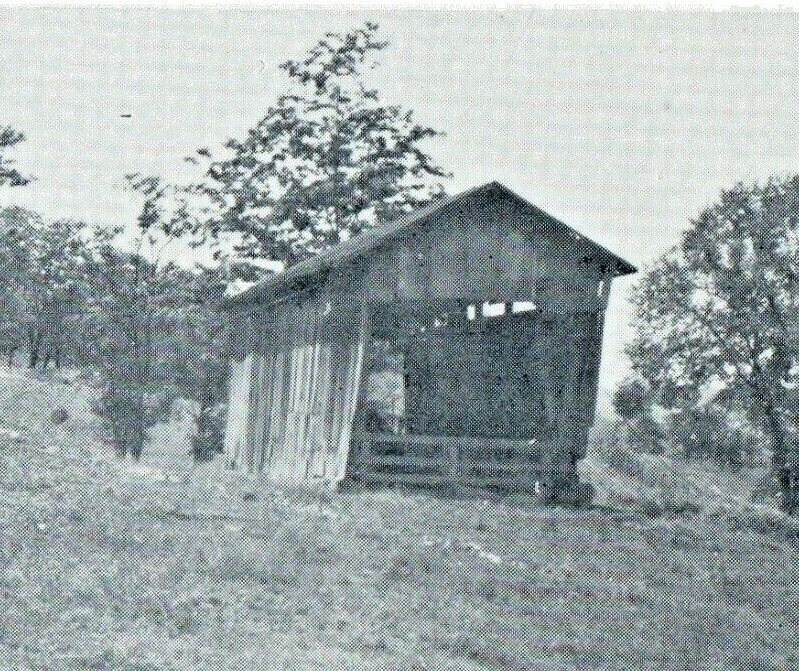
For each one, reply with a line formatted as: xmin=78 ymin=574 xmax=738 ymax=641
xmin=332 ymin=301 xmax=370 ymax=483
xmin=223 ymin=354 xmax=254 ymax=470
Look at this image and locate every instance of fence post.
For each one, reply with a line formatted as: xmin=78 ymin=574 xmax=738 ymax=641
xmin=446 ymin=438 xmax=461 ymax=480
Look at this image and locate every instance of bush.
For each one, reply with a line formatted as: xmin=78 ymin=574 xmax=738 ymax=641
xmin=91 ymin=385 xmax=174 ymax=460
xmin=627 ymin=414 xmax=666 ymax=454
xmin=598 ymin=414 xmax=665 ymax=456
xmin=604 ymin=444 xmax=646 ymax=480
xmin=50 ymin=407 xmax=69 ymax=424
xmin=669 ymin=405 xmax=756 ymax=469
xmin=612 ymin=377 xmax=652 ymax=420
xmin=602 ymin=443 xmax=696 ymax=516
xmin=191 ymin=402 xmax=226 ymax=463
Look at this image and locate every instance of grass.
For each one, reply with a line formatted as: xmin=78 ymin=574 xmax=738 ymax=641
xmin=1 ymin=370 xmax=798 ymax=670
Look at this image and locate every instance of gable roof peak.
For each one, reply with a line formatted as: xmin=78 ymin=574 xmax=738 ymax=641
xmin=225 ymin=181 xmax=636 ymax=307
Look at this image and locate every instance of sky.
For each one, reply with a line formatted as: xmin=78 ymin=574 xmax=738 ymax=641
xmin=3 ymin=7 xmax=799 ymax=409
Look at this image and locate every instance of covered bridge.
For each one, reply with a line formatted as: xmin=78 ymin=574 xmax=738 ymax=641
xmin=222 ymin=182 xmax=635 ymax=501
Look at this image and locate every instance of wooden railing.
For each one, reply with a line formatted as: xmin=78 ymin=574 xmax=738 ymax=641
xmin=350 ymin=432 xmax=569 ymax=490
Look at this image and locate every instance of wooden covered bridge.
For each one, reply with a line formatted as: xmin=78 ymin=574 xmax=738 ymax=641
xmin=222 ymin=182 xmax=635 ymax=501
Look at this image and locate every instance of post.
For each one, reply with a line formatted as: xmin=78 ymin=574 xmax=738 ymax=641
xmin=447 ymin=438 xmax=461 ymax=480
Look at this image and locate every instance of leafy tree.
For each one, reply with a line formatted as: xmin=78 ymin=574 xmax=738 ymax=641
xmin=82 ymin=246 xmax=178 ymax=459
xmin=79 ymin=23 xmax=451 ymax=461
xmin=82 ymin=177 xmax=230 ymax=461
xmin=0 ymin=209 xmax=90 ymax=370
xmin=80 ymin=244 xmax=223 ymax=461
xmin=0 ymin=207 xmax=40 ymax=365
xmin=668 ymin=405 xmax=753 ymax=469
xmin=0 ymin=127 xmax=33 ymax=365
xmin=20 ymin=218 xmax=92 ymax=369
xmin=76 ymin=175 xmax=181 ymax=459
xmin=192 ymin=22 xmax=449 ymax=264
xmin=627 ymin=176 xmax=799 ymax=511
xmin=0 ymin=126 xmax=31 ymax=187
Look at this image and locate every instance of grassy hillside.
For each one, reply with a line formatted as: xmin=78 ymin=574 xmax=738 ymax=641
xmin=1 ymin=371 xmax=798 ymax=670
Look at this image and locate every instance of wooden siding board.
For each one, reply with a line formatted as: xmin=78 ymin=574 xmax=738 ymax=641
xmin=227 ymin=282 xmax=369 ymax=486
xmin=223 ymin=355 xmax=254 ymax=469
xmin=357 ymin=191 xmax=604 ymax=308
xmin=332 ymin=302 xmax=369 ymax=482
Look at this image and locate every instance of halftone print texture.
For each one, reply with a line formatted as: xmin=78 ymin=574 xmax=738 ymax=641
xmin=0 ymin=8 xmax=798 ymax=671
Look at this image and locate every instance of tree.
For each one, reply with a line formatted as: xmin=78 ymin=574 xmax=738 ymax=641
xmin=0 ymin=127 xmax=33 ymax=365
xmin=0 ymin=209 xmax=95 ymax=370
xmin=668 ymin=404 xmax=753 ymax=469
xmin=84 ymin=256 xmax=230 ymax=462
xmin=20 ymin=218 xmax=92 ymax=369
xmin=627 ymin=176 xmax=799 ymax=512
xmin=0 ymin=207 xmax=39 ymax=365
xmin=82 ymin=246 xmax=199 ymax=460
xmin=156 ymin=267 xmax=229 ymax=462
xmin=0 ymin=126 xmax=31 ymax=187
xmin=77 ymin=175 xmax=182 ymax=459
xmin=82 ymin=177 xmax=229 ymax=461
xmin=193 ymin=22 xmax=449 ymax=265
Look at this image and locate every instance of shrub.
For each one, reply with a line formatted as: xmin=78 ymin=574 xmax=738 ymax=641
xmin=191 ymin=402 xmax=226 ymax=463
xmin=612 ymin=377 xmax=652 ymax=420
xmin=91 ymin=386 xmax=174 ymax=460
xmin=604 ymin=445 xmax=646 ymax=480
xmin=626 ymin=414 xmax=666 ymax=454
xmin=50 ymin=407 xmax=69 ymax=424
xmin=603 ymin=444 xmax=696 ymax=516
xmin=669 ymin=405 xmax=756 ymax=469
xmin=598 ymin=414 xmax=665 ymax=456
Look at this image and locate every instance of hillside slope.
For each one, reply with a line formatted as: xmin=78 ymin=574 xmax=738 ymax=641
xmin=0 ymin=371 xmax=798 ymax=671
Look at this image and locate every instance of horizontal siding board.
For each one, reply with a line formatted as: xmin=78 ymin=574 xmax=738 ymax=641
xmin=350 ymin=470 xmax=570 ymax=490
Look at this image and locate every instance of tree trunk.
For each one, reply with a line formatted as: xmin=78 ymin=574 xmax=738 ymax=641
xmin=131 ymin=429 xmax=144 ymax=461
xmin=763 ymin=401 xmax=795 ymax=514
xmin=28 ymin=331 xmax=42 ymax=369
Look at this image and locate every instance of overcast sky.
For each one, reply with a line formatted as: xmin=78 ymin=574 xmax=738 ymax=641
xmin=3 ymin=8 xmax=799 ymax=408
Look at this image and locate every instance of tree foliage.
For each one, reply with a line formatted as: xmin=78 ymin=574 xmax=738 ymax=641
xmin=150 ymin=265 xmax=228 ymax=462
xmin=0 ymin=126 xmax=31 ymax=187
xmin=0 ymin=207 xmax=39 ymax=364
xmin=0 ymin=208 xmax=91 ymax=369
xmin=79 ymin=178 xmax=229 ymax=461
xmin=21 ymin=219 xmax=93 ymax=369
xmin=193 ymin=22 xmax=449 ymax=264
xmin=627 ymin=176 xmax=799 ymax=511
xmin=82 ymin=247 xmax=172 ymax=459
xmin=612 ymin=376 xmax=653 ymax=420
xmin=668 ymin=405 xmax=759 ymax=469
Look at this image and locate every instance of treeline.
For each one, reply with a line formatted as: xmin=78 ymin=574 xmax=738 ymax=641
xmin=0 ymin=206 xmax=229 ymax=461
xmin=0 ymin=22 xmax=449 ymax=463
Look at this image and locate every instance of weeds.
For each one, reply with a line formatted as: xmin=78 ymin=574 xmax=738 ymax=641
xmin=1 ymin=375 xmax=798 ymax=670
